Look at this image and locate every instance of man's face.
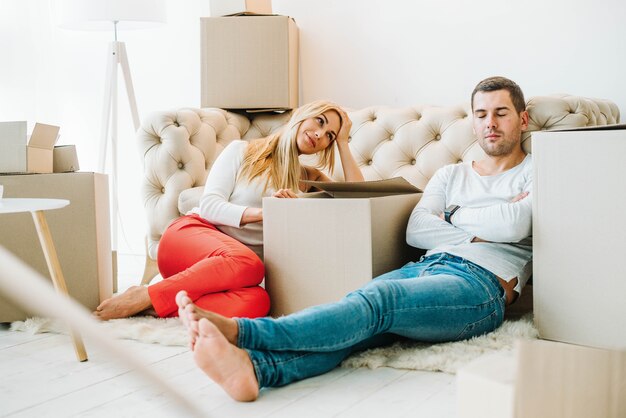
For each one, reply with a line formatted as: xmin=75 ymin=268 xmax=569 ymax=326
xmin=472 ymin=90 xmax=529 ymax=157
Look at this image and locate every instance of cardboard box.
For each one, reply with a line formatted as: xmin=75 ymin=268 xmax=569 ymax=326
xmin=0 ymin=122 xmax=59 ymax=174
xmin=53 ymin=145 xmax=80 ymax=172
xmin=200 ymin=16 xmax=298 ymax=111
xmin=457 ymin=351 xmax=516 ymax=418
xmin=210 ymin=0 xmax=272 ymax=16
xmin=0 ymin=172 xmax=112 ymax=322
xmin=532 ymin=126 xmax=626 ymax=349
xmin=514 ymin=339 xmax=626 ymax=418
xmin=458 ymin=339 xmax=626 ymax=418
xmin=263 ymin=177 xmax=422 ymax=317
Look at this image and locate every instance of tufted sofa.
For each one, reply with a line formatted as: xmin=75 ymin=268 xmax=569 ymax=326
xmin=136 ymin=95 xmax=620 ymax=283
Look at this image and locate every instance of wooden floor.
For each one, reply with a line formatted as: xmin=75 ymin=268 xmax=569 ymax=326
xmin=0 ymin=254 xmax=457 ymax=418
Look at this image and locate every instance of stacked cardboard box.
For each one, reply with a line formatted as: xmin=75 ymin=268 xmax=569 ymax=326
xmin=0 ymin=122 xmax=58 ymax=173
xmin=209 ymin=0 xmax=272 ymax=16
xmin=0 ymin=172 xmax=112 ymax=321
xmin=0 ymin=121 xmax=79 ymax=174
xmin=200 ymin=15 xmax=298 ymax=111
xmin=457 ymin=340 xmax=626 ymax=418
xmin=459 ymin=124 xmax=626 ymax=416
xmin=532 ymin=125 xmax=626 ymax=350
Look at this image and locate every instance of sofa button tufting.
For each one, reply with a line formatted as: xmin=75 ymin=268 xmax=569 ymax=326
xmin=367 ymin=160 xmax=373 ymax=166
xmin=173 ymin=121 xmax=180 ymax=127
xmin=161 ymin=187 xmax=165 ymax=193
xmin=435 ymin=134 xmax=441 ymax=140
xmin=178 ymin=162 xmax=184 ymax=169
xmin=411 ymin=159 xmax=416 ymax=165
xmin=389 ymin=134 xmax=394 ymax=140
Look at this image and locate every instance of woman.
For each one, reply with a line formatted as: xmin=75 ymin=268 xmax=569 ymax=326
xmin=94 ymin=101 xmax=364 ymax=320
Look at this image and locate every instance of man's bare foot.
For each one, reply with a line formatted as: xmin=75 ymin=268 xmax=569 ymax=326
xmin=193 ymin=318 xmax=259 ymax=402
xmin=94 ymin=286 xmax=153 ymax=320
xmin=175 ymin=291 xmax=239 ymax=345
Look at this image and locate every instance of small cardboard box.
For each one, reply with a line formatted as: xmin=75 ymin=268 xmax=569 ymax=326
xmin=532 ymin=125 xmax=626 ymax=349
xmin=514 ymin=339 xmax=626 ymax=418
xmin=53 ymin=145 xmax=80 ymax=172
xmin=0 ymin=172 xmax=112 ymax=321
xmin=0 ymin=122 xmax=59 ymax=174
xmin=457 ymin=351 xmax=517 ymax=418
xmin=263 ymin=177 xmax=422 ymax=317
xmin=200 ymin=15 xmax=298 ymax=111
xmin=210 ymin=0 xmax=272 ymax=16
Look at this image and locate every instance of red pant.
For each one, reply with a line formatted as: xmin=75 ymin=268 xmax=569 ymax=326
xmin=150 ymin=214 xmax=270 ymax=318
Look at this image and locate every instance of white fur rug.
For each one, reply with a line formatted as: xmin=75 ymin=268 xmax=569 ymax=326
xmin=11 ymin=314 xmax=537 ymax=374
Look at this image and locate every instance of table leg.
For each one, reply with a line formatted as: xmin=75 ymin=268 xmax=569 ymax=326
xmin=31 ymin=210 xmax=88 ymax=362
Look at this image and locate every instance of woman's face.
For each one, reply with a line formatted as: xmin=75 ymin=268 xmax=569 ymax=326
xmin=295 ymin=110 xmax=341 ymax=155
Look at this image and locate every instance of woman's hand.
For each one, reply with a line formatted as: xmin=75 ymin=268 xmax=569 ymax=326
xmin=335 ymin=108 xmax=352 ymax=146
xmin=334 ymin=107 xmax=364 ymax=182
xmin=241 ymin=207 xmax=263 ymax=225
xmin=273 ymin=188 xmax=299 ymax=198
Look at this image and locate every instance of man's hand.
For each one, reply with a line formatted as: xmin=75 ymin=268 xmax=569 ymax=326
xmin=273 ymin=189 xmax=299 ymax=198
xmin=471 ymin=191 xmax=529 ymax=242
xmin=511 ymin=191 xmax=529 ymax=203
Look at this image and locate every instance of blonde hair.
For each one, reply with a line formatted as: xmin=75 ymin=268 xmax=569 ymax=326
xmin=239 ymin=100 xmax=343 ymax=192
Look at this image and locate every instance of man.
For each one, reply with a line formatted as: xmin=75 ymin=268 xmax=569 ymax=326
xmin=176 ymin=76 xmax=533 ymax=401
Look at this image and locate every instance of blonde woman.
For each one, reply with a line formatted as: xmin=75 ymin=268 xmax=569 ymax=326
xmin=95 ymin=101 xmax=364 ymax=320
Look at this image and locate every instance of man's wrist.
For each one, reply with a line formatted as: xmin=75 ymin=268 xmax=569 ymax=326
xmin=444 ymin=205 xmax=460 ymax=223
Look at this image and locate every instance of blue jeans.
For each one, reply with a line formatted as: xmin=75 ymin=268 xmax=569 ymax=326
xmin=236 ymin=253 xmax=506 ymax=388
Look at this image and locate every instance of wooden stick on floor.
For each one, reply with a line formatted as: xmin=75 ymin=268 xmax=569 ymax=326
xmin=0 ymin=246 xmax=208 ymax=417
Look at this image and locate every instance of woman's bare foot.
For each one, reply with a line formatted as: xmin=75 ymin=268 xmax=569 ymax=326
xmin=175 ymin=291 xmax=239 ymax=345
xmin=193 ymin=318 xmax=259 ymax=402
xmin=94 ymin=286 xmax=152 ymax=320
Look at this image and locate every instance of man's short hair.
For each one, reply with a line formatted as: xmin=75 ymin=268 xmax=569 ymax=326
xmin=471 ymin=76 xmax=526 ymax=113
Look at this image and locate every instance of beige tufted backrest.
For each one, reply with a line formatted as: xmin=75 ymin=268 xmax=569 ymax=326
xmin=137 ymin=95 xmax=620 ymax=260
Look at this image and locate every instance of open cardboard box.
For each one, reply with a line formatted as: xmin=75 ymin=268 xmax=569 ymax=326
xmin=263 ymin=177 xmax=422 ymax=317
xmin=0 ymin=122 xmax=59 ymax=174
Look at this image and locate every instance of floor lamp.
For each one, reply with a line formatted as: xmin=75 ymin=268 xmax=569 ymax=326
xmin=56 ymin=0 xmax=166 ymax=287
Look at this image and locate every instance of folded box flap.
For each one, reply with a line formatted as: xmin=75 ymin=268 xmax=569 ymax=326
xmin=28 ymin=123 xmax=59 ymax=149
xmin=546 ymin=123 xmax=626 ymax=132
xmin=302 ymin=176 xmax=422 ymax=197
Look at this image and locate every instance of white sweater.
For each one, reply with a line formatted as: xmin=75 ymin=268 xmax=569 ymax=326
xmin=406 ymin=155 xmax=533 ymax=294
xmin=190 ymin=140 xmax=275 ymax=258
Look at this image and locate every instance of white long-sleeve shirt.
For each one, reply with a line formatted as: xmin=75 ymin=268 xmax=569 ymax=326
xmin=406 ymin=155 xmax=533 ymax=294
xmin=190 ymin=140 xmax=275 ymax=258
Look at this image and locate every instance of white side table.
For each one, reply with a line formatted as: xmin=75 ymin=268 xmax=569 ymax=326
xmin=0 ymin=198 xmax=88 ymax=362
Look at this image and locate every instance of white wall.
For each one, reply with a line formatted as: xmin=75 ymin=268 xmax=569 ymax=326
xmin=1 ymin=0 xmax=625 ymax=258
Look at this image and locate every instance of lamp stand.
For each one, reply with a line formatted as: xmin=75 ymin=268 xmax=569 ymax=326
xmin=98 ymin=39 xmax=140 ymax=291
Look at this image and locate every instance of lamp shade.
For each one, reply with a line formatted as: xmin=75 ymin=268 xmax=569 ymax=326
xmin=56 ymin=0 xmax=167 ymax=31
